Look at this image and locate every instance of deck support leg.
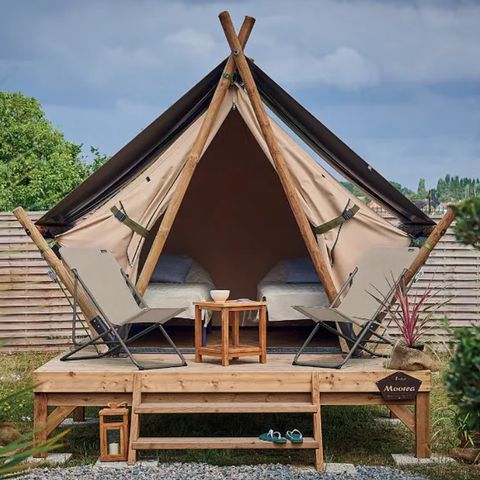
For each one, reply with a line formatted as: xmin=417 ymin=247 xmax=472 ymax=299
xmin=128 ymin=374 xmax=142 ymax=465
xmin=415 ymin=392 xmax=431 ymax=458
xmin=73 ymin=406 xmax=85 ymax=422
xmin=33 ymin=392 xmax=48 ymax=458
xmin=311 ymin=373 xmax=324 ymax=471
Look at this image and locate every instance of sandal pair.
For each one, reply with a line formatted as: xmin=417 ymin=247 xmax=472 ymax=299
xmin=259 ymin=428 xmax=303 ymax=444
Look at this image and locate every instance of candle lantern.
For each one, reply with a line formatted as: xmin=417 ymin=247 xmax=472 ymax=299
xmin=99 ymin=402 xmax=129 ymax=462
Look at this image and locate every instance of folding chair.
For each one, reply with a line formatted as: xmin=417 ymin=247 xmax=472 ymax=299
xmin=59 ymin=247 xmax=187 ymax=370
xmin=292 ymin=247 xmax=418 ymax=369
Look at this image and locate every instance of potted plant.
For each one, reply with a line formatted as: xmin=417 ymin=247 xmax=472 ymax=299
xmin=444 ymin=323 xmax=480 ymax=463
xmin=370 ymin=278 xmax=444 ymax=371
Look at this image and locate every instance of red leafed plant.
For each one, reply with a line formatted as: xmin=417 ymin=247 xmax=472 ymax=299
xmin=371 ymin=278 xmax=447 ymax=348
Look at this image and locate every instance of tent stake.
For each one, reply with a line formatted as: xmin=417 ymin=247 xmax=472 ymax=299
xmin=12 ymin=207 xmax=98 ymax=338
xmin=218 ymin=11 xmax=338 ymax=302
xmin=405 ymin=206 xmax=455 ymax=284
xmin=136 ymin=16 xmax=256 ymax=294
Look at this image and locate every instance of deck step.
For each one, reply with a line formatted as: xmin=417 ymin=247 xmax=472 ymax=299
xmin=132 ymin=436 xmax=318 ymax=449
xmin=135 ymin=402 xmax=317 ymax=414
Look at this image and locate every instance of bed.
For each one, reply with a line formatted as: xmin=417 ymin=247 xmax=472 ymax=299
xmin=257 ymin=259 xmax=329 ymax=322
xmin=143 ymin=256 xmax=214 ymax=320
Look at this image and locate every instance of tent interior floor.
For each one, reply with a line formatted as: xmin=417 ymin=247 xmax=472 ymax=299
xmin=129 ymin=324 xmax=340 ymax=350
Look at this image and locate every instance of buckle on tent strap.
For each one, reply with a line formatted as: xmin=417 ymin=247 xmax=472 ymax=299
xmin=111 ymin=206 xmax=150 ymax=238
xmin=314 ymin=204 xmax=360 ymax=235
xmin=222 ymin=72 xmax=234 ymax=85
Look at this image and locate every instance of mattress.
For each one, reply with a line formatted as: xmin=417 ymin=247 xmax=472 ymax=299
xmin=143 ymin=260 xmax=214 ymax=320
xmin=257 ymin=260 xmax=329 ymax=321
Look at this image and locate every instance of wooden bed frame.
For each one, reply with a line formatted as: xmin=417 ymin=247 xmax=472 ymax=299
xmin=33 ymin=353 xmax=431 ymax=471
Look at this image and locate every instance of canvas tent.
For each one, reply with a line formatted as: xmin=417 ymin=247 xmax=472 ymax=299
xmin=35 ymin=82 xmax=430 ymax=300
xmin=34 ymin=13 xmax=436 ymax=307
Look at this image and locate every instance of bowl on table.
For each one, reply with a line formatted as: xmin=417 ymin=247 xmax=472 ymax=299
xmin=210 ymin=290 xmax=230 ymax=303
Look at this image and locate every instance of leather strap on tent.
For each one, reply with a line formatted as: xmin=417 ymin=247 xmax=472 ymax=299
xmin=314 ymin=204 xmax=360 ymax=235
xmin=111 ymin=206 xmax=150 ymax=238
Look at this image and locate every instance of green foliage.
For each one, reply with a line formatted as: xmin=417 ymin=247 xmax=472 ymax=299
xmin=390 ymin=176 xmax=479 ymax=204
xmin=453 ymin=197 xmax=480 ymax=249
xmin=443 ymin=323 xmax=480 ymax=442
xmin=0 ymin=350 xmax=66 ymax=477
xmin=0 ymin=92 xmax=108 ymax=211
xmin=389 ymin=181 xmax=419 ymax=200
xmin=417 ymin=178 xmax=427 ymax=197
xmin=436 ymin=174 xmax=480 ymax=203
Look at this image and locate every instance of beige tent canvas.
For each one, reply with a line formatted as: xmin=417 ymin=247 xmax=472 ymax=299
xmin=41 ymin=86 xmax=415 ymax=298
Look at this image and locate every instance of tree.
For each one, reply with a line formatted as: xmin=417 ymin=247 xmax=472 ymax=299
xmin=417 ymin=178 xmax=427 ymax=198
xmin=0 ymin=92 xmax=107 ymax=211
xmin=453 ymin=197 xmax=480 ymax=249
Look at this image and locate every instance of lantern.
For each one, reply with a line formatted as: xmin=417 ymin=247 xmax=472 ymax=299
xmin=99 ymin=402 xmax=129 ymax=462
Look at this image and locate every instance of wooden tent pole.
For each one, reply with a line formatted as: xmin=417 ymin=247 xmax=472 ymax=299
xmin=218 ymin=11 xmax=338 ymax=301
xmin=12 ymin=207 xmax=98 ymax=337
xmin=405 ymin=206 xmax=455 ymax=284
xmin=136 ymin=16 xmax=256 ymax=294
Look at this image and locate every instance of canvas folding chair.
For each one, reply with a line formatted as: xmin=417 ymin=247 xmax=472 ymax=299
xmin=59 ymin=247 xmax=187 ymax=370
xmin=292 ymin=246 xmax=418 ymax=369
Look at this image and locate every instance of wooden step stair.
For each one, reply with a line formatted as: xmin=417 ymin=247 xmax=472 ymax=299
xmin=127 ymin=372 xmax=324 ymax=471
xmin=134 ymin=402 xmax=317 ymax=414
xmin=133 ymin=436 xmax=319 ymax=449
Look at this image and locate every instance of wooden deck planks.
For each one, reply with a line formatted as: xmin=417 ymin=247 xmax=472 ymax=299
xmin=34 ymin=354 xmax=431 ymax=394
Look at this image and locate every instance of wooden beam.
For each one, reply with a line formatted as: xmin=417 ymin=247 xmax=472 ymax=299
xmin=136 ymin=16 xmax=256 ymax=294
xmin=218 ymin=11 xmax=337 ymax=302
xmin=13 ymin=207 xmax=98 ymax=337
xmin=405 ymin=207 xmax=455 ymax=285
xmin=46 ymin=406 xmax=76 ymax=435
xmin=415 ymin=392 xmax=431 ymax=458
xmin=388 ymin=405 xmax=415 ymax=433
xmin=127 ymin=373 xmax=142 ymax=464
xmin=72 ymin=406 xmax=85 ymax=422
xmin=33 ymin=392 xmax=48 ymax=458
xmin=311 ymin=373 xmax=324 ymax=471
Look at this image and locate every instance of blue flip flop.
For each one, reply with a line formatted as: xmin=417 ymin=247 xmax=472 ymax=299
xmin=286 ymin=429 xmax=304 ymax=444
xmin=259 ymin=429 xmax=287 ymax=444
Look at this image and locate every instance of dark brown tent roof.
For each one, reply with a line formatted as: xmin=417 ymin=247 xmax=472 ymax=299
xmin=37 ymin=59 xmax=433 ymax=234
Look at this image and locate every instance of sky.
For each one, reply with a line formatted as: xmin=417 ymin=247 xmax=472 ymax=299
xmin=1 ymin=0 xmax=479 ymax=190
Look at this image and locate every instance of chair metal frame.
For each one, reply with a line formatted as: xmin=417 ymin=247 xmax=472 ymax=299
xmin=60 ymin=264 xmax=187 ymax=370
xmin=292 ymin=268 xmax=406 ymax=369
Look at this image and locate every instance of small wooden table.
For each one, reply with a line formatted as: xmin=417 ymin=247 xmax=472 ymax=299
xmin=193 ymin=300 xmax=267 ymax=366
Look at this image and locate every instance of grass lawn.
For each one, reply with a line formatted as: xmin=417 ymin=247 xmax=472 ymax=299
xmin=1 ymin=351 xmax=479 ymax=480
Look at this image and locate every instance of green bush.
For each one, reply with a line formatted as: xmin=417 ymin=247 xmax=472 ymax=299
xmin=444 ymin=323 xmax=480 ymax=444
xmin=453 ymin=197 xmax=480 ymax=249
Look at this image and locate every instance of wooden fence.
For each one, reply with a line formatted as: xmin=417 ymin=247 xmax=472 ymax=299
xmin=0 ymin=211 xmax=479 ymax=351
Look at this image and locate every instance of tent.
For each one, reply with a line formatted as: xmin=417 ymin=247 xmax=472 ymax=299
xmin=30 ymin=13 xmax=439 ymax=322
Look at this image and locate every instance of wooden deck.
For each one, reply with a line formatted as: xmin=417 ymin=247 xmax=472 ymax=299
xmin=33 ymin=353 xmax=432 ymax=470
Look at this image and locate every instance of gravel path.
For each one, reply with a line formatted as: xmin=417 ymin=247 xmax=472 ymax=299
xmin=22 ymin=462 xmax=428 ymax=480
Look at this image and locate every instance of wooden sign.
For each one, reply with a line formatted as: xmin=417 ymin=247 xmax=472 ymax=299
xmin=376 ymin=372 xmax=422 ymax=401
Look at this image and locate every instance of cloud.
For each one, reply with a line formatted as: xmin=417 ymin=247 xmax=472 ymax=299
xmin=165 ymin=28 xmax=216 ymax=56
xmin=264 ymin=46 xmax=380 ymax=89
xmin=0 ymin=0 xmax=478 ymax=185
